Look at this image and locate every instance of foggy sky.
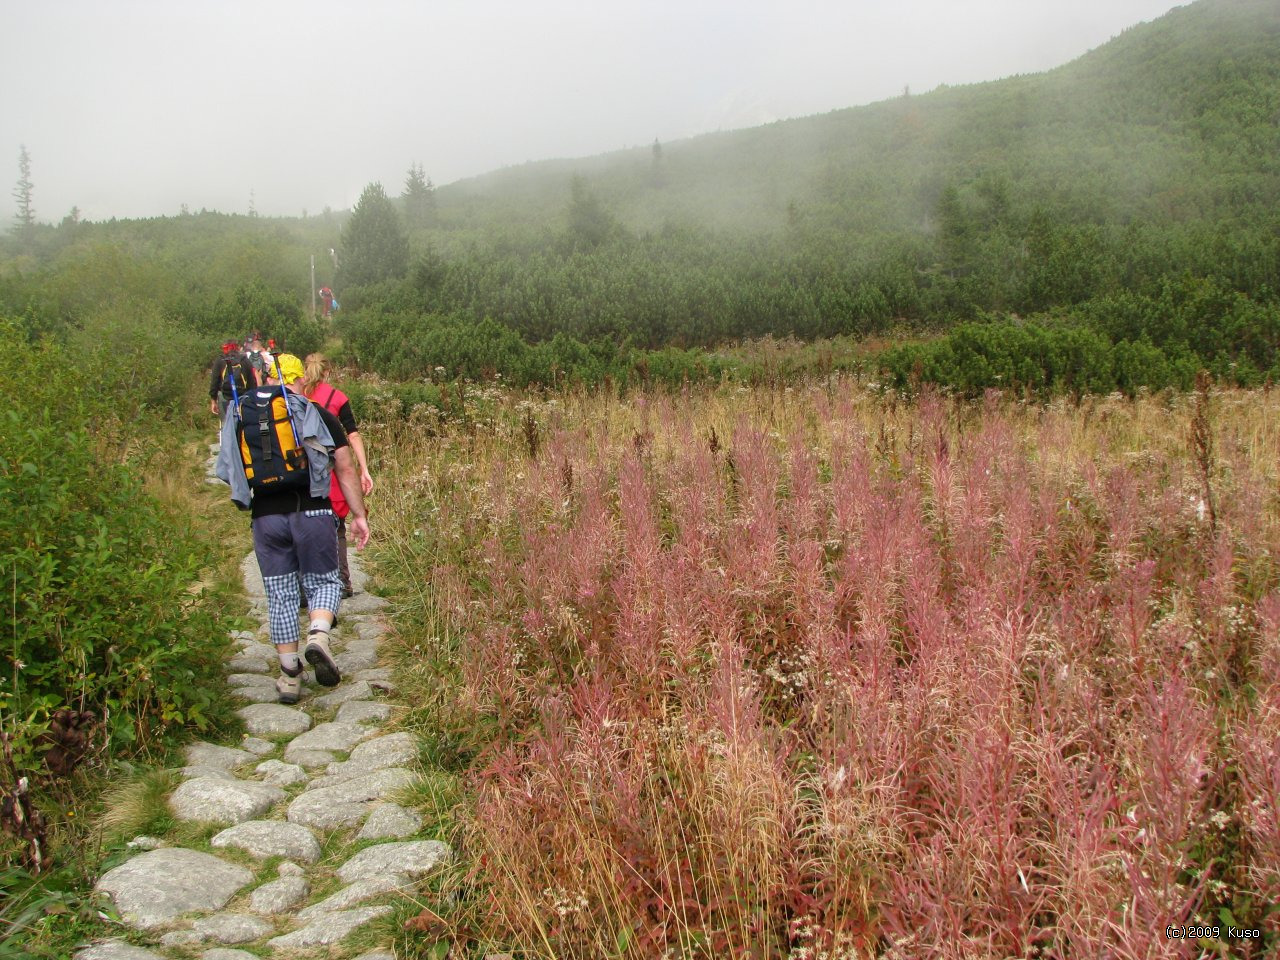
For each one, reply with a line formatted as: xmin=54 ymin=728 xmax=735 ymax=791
xmin=1 ymin=0 xmax=1184 ymax=223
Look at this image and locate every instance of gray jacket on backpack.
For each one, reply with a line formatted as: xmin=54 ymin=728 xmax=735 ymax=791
xmin=215 ymin=390 xmax=336 ymax=509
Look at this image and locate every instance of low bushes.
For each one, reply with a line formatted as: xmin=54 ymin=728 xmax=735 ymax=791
xmin=0 ymin=319 xmax=234 ymax=796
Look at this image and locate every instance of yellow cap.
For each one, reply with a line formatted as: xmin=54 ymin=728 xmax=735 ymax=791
xmin=270 ymin=354 xmax=305 ymax=384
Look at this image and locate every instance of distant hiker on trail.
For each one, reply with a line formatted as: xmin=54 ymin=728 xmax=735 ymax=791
xmin=245 ymin=334 xmax=273 ymax=384
xmin=209 ymin=341 xmax=256 ymax=419
xmin=302 ymin=352 xmax=374 ymax=598
xmin=318 ymin=287 xmax=333 ymax=318
xmin=214 ymin=353 xmax=371 ymax=705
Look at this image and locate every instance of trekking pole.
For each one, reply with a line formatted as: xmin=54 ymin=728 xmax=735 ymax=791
xmin=271 ymin=355 xmax=304 ymax=451
xmin=226 ymin=355 xmax=242 ymax=422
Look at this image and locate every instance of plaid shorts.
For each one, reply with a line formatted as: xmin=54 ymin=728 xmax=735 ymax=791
xmin=253 ymin=510 xmax=342 ymax=647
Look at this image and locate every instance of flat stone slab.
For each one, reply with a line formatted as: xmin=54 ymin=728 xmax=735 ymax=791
xmin=240 ymin=736 xmax=274 ymax=756
xmin=203 ymin=950 xmax=261 ymax=960
xmin=95 ymin=848 xmax=252 ymax=930
xmin=241 ymin=552 xmax=267 ymax=598
xmin=185 ymin=743 xmax=254 ymax=771
xmin=288 ymin=748 xmax=338 ymax=769
xmin=312 ymin=681 xmax=373 ymax=709
xmin=74 ymin=943 xmax=166 ymax=960
xmin=211 ymin=820 xmax=321 ymax=863
xmin=297 ymin=874 xmax=413 ymax=919
xmin=160 ymin=931 xmax=204 ymax=946
xmin=249 ymin=875 xmax=310 ymax=914
xmin=226 ymin=655 xmax=270 ymax=675
xmin=266 ymin=906 xmax=391 ymax=949
xmin=287 ymin=768 xmax=416 ymax=830
xmin=357 ymin=804 xmax=423 ymax=840
xmin=352 ymin=953 xmax=396 ymax=960
xmin=283 ymin=721 xmax=368 ymax=761
xmin=335 ymin=647 xmax=380 ymax=674
xmin=322 ymin=733 xmax=417 ymax=782
xmin=349 ymin=732 xmax=418 ymax=768
xmin=341 ymin=592 xmax=389 ymax=614
xmin=356 ymin=619 xmax=389 ymax=642
xmin=256 ymin=759 xmax=309 ymax=786
xmin=235 ymin=642 xmax=277 ymax=662
xmin=228 ymin=673 xmax=274 ymax=688
xmin=192 ymin=913 xmax=274 ymax=944
xmin=231 ymin=685 xmax=283 ymax=704
xmin=236 ymin=703 xmax=312 ymax=736
xmin=180 ymin=765 xmax=238 ymax=781
xmin=337 ymin=840 xmax=452 ymax=883
xmin=170 ymin=778 xmax=285 ymax=825
xmin=343 ymin=639 xmax=380 ymax=657
xmin=336 ymin=700 xmax=391 ymax=725
xmin=354 ymin=667 xmax=393 ymax=682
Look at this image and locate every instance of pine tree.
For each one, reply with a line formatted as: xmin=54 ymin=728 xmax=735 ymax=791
xmin=12 ymin=145 xmax=34 ymax=236
xmin=566 ymin=175 xmax=617 ymax=251
xmin=402 ymin=162 xmax=436 ymax=227
xmin=338 ymin=182 xmax=409 ymax=288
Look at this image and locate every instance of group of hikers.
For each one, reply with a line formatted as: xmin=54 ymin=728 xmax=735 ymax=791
xmin=211 ymin=333 xmax=374 ymax=706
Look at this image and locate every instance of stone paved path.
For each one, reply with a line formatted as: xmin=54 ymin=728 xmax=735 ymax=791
xmin=81 ymin=450 xmax=450 ymax=959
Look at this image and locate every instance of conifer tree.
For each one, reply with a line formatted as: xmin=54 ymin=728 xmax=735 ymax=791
xmin=12 ymin=145 xmax=34 ymax=236
xmin=338 ymin=182 xmax=410 ymax=288
xmin=402 ymin=162 xmax=436 ymax=227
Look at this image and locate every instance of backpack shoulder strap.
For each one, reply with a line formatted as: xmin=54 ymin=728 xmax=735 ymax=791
xmin=313 ymin=381 xmax=341 ymax=414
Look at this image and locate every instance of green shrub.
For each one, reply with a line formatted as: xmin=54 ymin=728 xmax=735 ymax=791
xmin=0 ymin=321 xmax=234 ymax=778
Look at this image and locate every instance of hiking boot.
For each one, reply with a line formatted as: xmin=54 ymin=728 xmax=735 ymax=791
xmin=276 ymin=673 xmax=301 ymax=705
xmin=341 ymin=585 xmax=354 ymax=599
xmin=304 ymin=631 xmax=341 ymax=687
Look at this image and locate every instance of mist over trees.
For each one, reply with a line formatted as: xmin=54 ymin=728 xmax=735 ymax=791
xmin=3 ymin=0 xmax=1278 ymax=398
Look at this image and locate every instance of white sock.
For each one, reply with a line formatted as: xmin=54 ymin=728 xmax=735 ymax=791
xmin=308 ymin=619 xmax=329 ymax=635
xmin=279 ymin=653 xmax=302 ymax=676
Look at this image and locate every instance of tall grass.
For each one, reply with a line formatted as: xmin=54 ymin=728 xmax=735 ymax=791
xmin=372 ymin=380 xmax=1280 ymax=958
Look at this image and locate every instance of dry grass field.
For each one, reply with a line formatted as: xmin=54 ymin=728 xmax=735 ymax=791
xmin=372 ymin=379 xmax=1280 ymax=959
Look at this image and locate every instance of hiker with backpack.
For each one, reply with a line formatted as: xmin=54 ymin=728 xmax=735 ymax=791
xmin=209 ymin=341 xmax=257 ymax=418
xmin=301 ymin=353 xmax=373 ymax=598
xmin=214 ymin=353 xmax=370 ymax=704
xmin=246 ymin=334 xmax=275 ymax=383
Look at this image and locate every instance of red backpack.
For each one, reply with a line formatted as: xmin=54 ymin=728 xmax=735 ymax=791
xmin=310 ymin=382 xmax=351 ymax=518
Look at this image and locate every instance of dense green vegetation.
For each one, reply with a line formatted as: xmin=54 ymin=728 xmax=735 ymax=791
xmin=0 ymin=320 xmax=236 ymax=772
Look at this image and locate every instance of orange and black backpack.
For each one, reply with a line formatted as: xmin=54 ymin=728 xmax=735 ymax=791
xmin=236 ymin=390 xmax=310 ymax=491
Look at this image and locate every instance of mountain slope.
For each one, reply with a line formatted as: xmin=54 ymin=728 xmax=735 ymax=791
xmin=434 ymin=0 xmax=1280 ymax=239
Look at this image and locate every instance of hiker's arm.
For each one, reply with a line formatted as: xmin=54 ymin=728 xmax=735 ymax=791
xmin=334 ymin=446 xmax=369 ymax=549
xmin=348 ymin=430 xmax=374 ymax=495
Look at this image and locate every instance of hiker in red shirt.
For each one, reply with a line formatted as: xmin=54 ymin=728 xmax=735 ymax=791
xmin=302 ymin=353 xmax=373 ymax=597
xmin=318 ymin=286 xmax=334 ymax=318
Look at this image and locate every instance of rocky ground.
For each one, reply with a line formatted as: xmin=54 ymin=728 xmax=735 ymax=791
xmin=76 ymin=490 xmax=449 ymax=960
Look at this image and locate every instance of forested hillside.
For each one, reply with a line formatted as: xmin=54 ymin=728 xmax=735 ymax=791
xmin=439 ymin=0 xmax=1278 ymax=238
xmin=2 ymin=0 xmax=1278 ymax=394
xmin=332 ymin=0 xmax=1278 ymax=390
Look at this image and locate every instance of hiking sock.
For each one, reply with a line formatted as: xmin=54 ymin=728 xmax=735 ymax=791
xmin=308 ymin=619 xmax=329 ymax=635
xmin=279 ymin=653 xmax=303 ymax=676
